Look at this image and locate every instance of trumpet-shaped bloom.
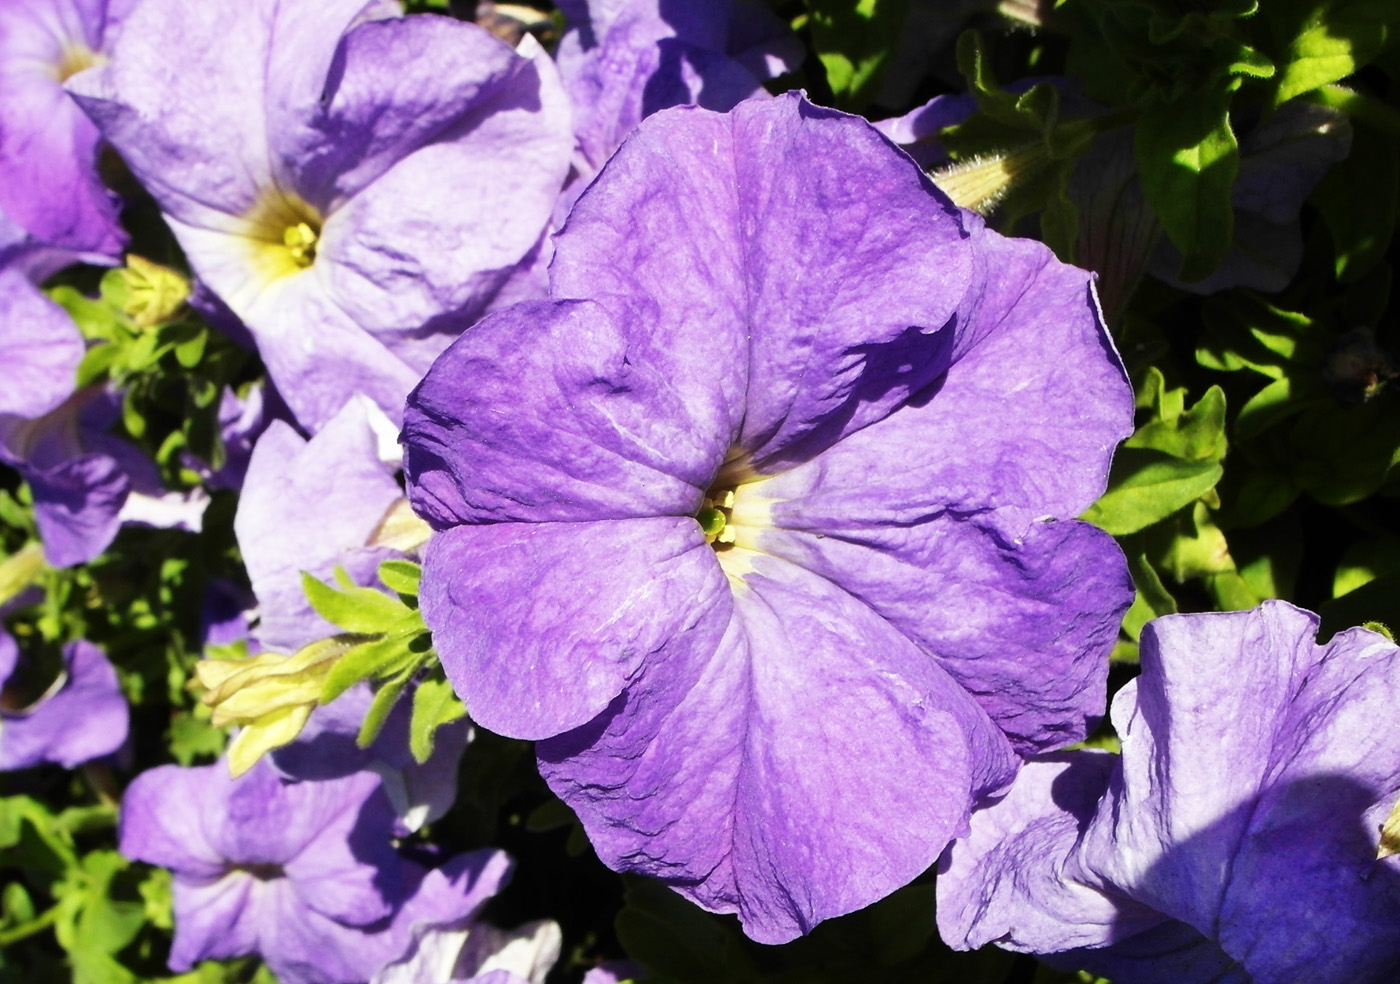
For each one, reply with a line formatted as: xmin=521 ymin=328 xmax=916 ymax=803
xmin=120 ymin=759 xmax=512 ymax=984
xmin=938 ymin=602 xmax=1400 ymax=984
xmin=0 ymin=0 xmax=127 ymax=264
xmin=404 ymin=93 xmax=1133 ymax=942
xmin=69 ymin=0 xmax=573 ymax=432
xmin=0 ymin=634 xmax=129 ymax=770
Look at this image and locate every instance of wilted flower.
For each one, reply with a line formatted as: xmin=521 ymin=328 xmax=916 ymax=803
xmin=69 ymin=0 xmax=573 ymax=431
xmin=120 ymin=759 xmax=512 ymax=984
xmin=938 ymin=601 xmax=1400 ymax=984
xmin=404 ymin=93 xmax=1133 ymax=942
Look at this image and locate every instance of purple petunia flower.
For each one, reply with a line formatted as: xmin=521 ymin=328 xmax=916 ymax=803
xmin=69 ymin=0 xmax=573 ymax=432
xmin=937 ymin=601 xmax=1400 ymax=984
xmin=271 ymin=683 xmax=472 ymax=836
xmin=0 ymin=0 xmax=128 ymax=265
xmin=234 ymin=396 xmax=403 ymax=653
xmin=120 ymin=759 xmax=512 ymax=984
xmin=0 ymin=632 xmax=129 ymax=770
xmin=403 ymin=93 xmax=1134 ymax=942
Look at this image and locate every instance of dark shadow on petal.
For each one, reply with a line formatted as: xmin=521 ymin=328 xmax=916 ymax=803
xmin=1063 ymin=773 xmax=1400 ymax=984
xmin=755 ymin=316 xmax=955 ymax=472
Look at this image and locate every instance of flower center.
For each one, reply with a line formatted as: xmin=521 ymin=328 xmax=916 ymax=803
xmin=697 ymin=488 xmax=737 ymax=548
xmin=50 ymin=43 xmax=103 ymax=83
xmin=233 ymin=863 xmax=284 ymax=881
xmin=239 ymin=189 xmax=324 ymax=287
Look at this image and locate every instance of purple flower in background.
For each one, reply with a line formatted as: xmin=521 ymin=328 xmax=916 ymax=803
xmin=938 ymin=601 xmax=1400 ymax=984
xmin=0 ymin=0 xmax=127 ymax=264
xmin=272 ymin=683 xmax=471 ymax=835
xmin=372 ymin=917 xmax=561 ymax=984
xmin=120 ymin=759 xmax=512 ymax=984
xmin=234 ymin=397 xmax=403 ymax=654
xmin=554 ymin=0 xmax=801 ymax=204
xmin=69 ymin=0 xmax=573 ymax=432
xmin=404 ymin=94 xmax=1133 ymax=942
xmin=0 ymin=633 xmax=129 ymax=770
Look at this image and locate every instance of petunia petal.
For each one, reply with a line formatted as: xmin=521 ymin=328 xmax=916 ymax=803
xmin=404 ymin=300 xmax=734 ymax=528
xmin=420 ymin=518 xmax=730 ymax=740
xmin=540 ymin=552 xmax=1017 ymax=943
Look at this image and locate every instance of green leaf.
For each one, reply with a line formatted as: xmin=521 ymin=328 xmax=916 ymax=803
xmin=408 ymin=676 xmax=467 ymax=764
xmin=615 ymin=875 xmax=760 ymax=984
xmin=1313 ymin=120 xmax=1400 ymax=282
xmin=47 ymin=287 xmax=128 ymax=344
xmin=1135 ymin=88 xmax=1239 ymax=282
xmin=1081 ymin=449 xmax=1224 ymax=535
xmin=1272 ymin=0 xmax=1394 ymax=104
xmin=357 ymin=672 xmax=414 ymax=749
xmin=301 ymin=569 xmax=412 ymax=634
xmin=1121 ymin=553 xmax=1178 ymax=644
xmin=319 ymin=625 xmax=429 ymax=705
xmin=172 ymin=328 xmax=207 ymax=369
xmin=377 ymin=560 xmax=422 ymax=598
xmin=805 ymin=0 xmax=911 ymax=110
xmin=1126 ymin=369 xmax=1228 ymax=462
xmin=1234 ymin=374 xmax=1329 ymax=438
xmin=1148 ymin=500 xmax=1235 ymax=582
xmin=1333 ymin=534 xmax=1400 ymax=597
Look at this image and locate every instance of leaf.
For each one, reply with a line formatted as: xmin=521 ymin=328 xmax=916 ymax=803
xmin=357 ymin=672 xmax=414 ymax=749
xmin=1126 ymin=368 xmax=1228 ymax=462
xmin=1081 ymin=449 xmax=1224 ymax=535
xmin=1121 ymin=553 xmax=1178 ymax=643
xmin=1272 ymin=0 xmax=1394 ymax=104
xmin=377 ymin=560 xmax=421 ymax=598
xmin=301 ymin=569 xmax=411 ymax=634
xmin=615 ymin=875 xmax=761 ymax=984
xmin=1313 ymin=120 xmax=1400 ymax=282
xmin=805 ymin=0 xmax=910 ymax=110
xmin=408 ymin=676 xmax=467 ymax=764
xmin=1333 ymin=534 xmax=1400 ymax=597
xmin=1234 ymin=374 xmax=1329 ymax=438
xmin=318 ymin=623 xmax=430 ymax=705
xmin=1135 ymin=88 xmax=1239 ymax=282
xmin=1149 ymin=500 xmax=1236 ymax=582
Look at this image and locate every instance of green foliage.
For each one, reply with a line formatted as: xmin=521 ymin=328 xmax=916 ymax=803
xmin=1082 ymin=368 xmax=1228 ymax=535
xmin=803 ymin=0 xmax=910 ymax=110
xmin=47 ymin=257 xmax=249 ymax=485
xmin=1267 ymin=0 xmax=1395 ymax=104
xmin=302 ymin=562 xmax=464 ymax=759
xmin=1312 ymin=120 xmax=1400 ymax=282
xmin=1135 ymin=89 xmax=1238 ymax=282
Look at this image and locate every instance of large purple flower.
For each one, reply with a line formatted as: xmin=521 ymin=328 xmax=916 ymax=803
xmin=120 ymin=759 xmax=512 ymax=984
xmin=69 ymin=0 xmax=573 ymax=432
xmin=0 ymin=0 xmax=127 ymax=264
xmin=404 ymin=93 xmax=1133 ymax=942
xmin=938 ymin=602 xmax=1400 ymax=984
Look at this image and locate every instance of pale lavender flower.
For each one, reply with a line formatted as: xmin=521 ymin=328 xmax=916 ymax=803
xmin=938 ymin=601 xmax=1400 ymax=984
xmin=372 ymin=918 xmax=561 ymax=984
xmin=69 ymin=0 xmax=573 ymax=432
xmin=0 ymin=0 xmax=127 ymax=265
xmin=404 ymin=93 xmax=1133 ymax=942
xmin=234 ymin=397 xmax=402 ymax=654
xmin=120 ymin=759 xmax=512 ymax=984
xmin=0 ymin=634 xmax=129 ymax=770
